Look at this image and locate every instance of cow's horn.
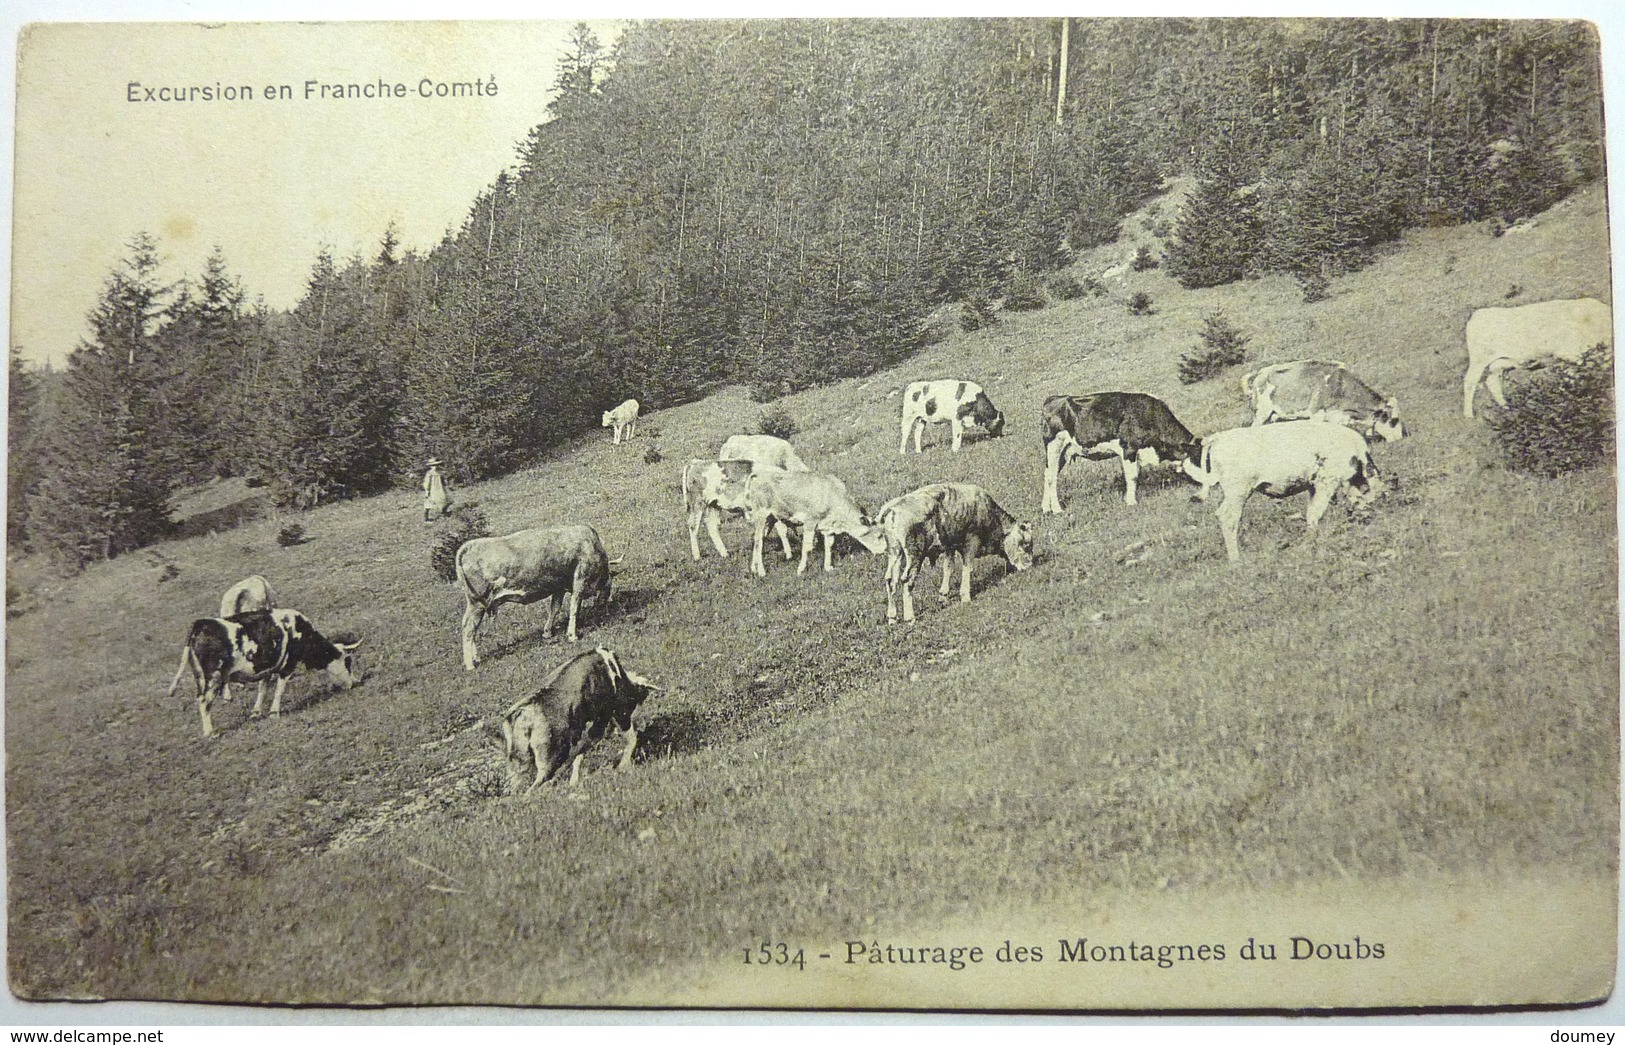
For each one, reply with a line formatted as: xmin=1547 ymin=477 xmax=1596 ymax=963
xmin=607 ymin=556 xmax=625 ymax=566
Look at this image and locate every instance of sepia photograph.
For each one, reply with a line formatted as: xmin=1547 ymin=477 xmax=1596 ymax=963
xmin=3 ymin=3 xmax=1620 ymax=1017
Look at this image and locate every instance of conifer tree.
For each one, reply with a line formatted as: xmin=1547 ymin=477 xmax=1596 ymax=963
xmin=29 ymin=234 xmax=173 ymax=562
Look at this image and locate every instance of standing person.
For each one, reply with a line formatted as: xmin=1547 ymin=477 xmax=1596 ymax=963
xmin=422 ymin=458 xmax=449 ymax=522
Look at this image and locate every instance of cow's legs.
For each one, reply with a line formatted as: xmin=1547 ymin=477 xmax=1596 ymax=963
xmin=198 ymin=677 xmax=222 ymax=738
xmin=1485 ymin=359 xmax=1517 ymax=409
xmin=541 ymin=594 xmax=560 ymax=638
xmin=750 ymin=511 xmax=768 ymax=577
xmin=618 ymin=725 xmax=639 ymax=770
xmin=1304 ymin=481 xmax=1338 ymax=530
xmin=959 ymin=541 xmax=980 ymax=603
xmin=268 ymin=676 xmax=289 ymax=718
xmin=1042 ymin=435 xmax=1069 ymax=514
xmin=1463 ymin=358 xmax=1494 ymax=418
xmin=913 ymin=417 xmax=926 ymax=454
xmin=796 ymin=525 xmax=816 ymax=575
xmin=776 ymin=520 xmax=794 ymax=560
xmin=899 ymin=415 xmax=916 ymax=454
xmin=461 ymin=599 xmax=485 ymax=671
xmin=565 ymin=589 xmax=581 ymax=642
xmin=1215 ymin=488 xmax=1250 ymax=562
xmin=1121 ymin=451 xmax=1141 ymax=506
xmin=1251 ymin=392 xmax=1275 ymax=427
xmin=703 ymin=506 xmax=729 ymax=558
xmin=250 ymin=679 xmax=268 ymax=717
xmin=950 ymin=416 xmax=964 ymax=452
xmin=885 ymin=548 xmax=903 ymax=622
xmin=938 ymin=555 xmax=953 ymax=601
xmin=823 ymin=530 xmax=836 ymax=571
xmin=901 ymin=569 xmax=917 ymax=622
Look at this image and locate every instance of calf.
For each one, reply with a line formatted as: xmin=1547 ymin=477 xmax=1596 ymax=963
xmin=1185 ymin=421 xmax=1385 ymax=562
xmin=1244 ymin=359 xmax=1405 ymax=441
xmin=601 ymin=398 xmax=640 ymax=443
xmin=500 ymin=647 xmax=661 ymax=791
xmin=455 ymin=524 xmax=611 ymax=670
xmin=1040 ymin=392 xmax=1201 ymax=512
xmin=681 ymin=458 xmax=793 ymax=561
xmin=166 ymin=609 xmax=360 ymax=738
xmin=878 ymin=482 xmax=1034 ymax=623
xmin=743 ymin=469 xmax=888 ymax=577
xmin=716 ymin=433 xmax=809 ymax=473
xmin=899 ymin=380 xmax=1006 ymax=453
xmin=1463 ymin=297 xmax=1613 ymax=418
xmin=219 ymin=574 xmax=277 ymax=618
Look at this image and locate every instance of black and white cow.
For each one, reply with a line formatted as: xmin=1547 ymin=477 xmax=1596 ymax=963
xmin=899 ymin=380 xmax=1006 ymax=454
xmin=1244 ymin=360 xmax=1406 ymax=441
xmin=455 ymin=524 xmax=612 ymax=670
xmin=877 ymin=482 xmax=1034 ymax=623
xmin=167 ymin=608 xmax=361 ymax=738
xmin=500 ymin=647 xmax=662 ymax=791
xmin=1040 ymin=392 xmax=1202 ymax=512
xmin=1184 ymin=421 xmax=1386 ymax=562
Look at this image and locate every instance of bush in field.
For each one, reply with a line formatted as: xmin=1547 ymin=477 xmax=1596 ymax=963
xmin=757 ymin=404 xmax=799 ymax=441
xmin=1045 ymin=273 xmax=1085 ymax=301
xmin=430 ymin=501 xmax=491 ymax=582
xmin=1489 ymin=345 xmax=1614 ymax=477
xmin=960 ymin=291 xmax=997 ymax=332
xmin=643 ymin=444 xmax=664 ymax=465
xmin=1003 ymin=270 xmax=1046 ymax=312
xmin=276 ymin=523 xmax=307 ymax=548
xmin=1178 ymin=311 xmax=1252 ymax=385
xmin=1131 ymin=245 xmax=1161 ymax=272
xmin=1127 ymin=291 xmax=1155 ymax=316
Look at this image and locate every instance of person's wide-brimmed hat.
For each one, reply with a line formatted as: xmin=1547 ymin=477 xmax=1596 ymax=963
xmin=425 ymin=458 xmax=442 ymax=467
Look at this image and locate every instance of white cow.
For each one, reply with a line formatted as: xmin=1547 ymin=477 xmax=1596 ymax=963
xmin=898 ymin=380 xmax=1006 ymax=454
xmin=743 ymin=469 xmax=887 ymax=577
xmin=1463 ymin=298 xmax=1613 ymax=418
xmin=1185 ymin=421 xmax=1385 ymax=562
xmin=716 ymin=433 xmax=809 ymax=473
xmin=602 ymin=399 xmax=640 ymax=443
xmin=681 ymin=458 xmax=792 ymax=561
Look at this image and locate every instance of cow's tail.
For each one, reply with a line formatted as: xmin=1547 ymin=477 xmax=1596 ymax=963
xmin=453 ymin=543 xmax=483 ymax=604
xmin=167 ymin=645 xmax=198 ymax=698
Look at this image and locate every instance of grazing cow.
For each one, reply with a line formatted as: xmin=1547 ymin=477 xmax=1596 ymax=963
xmin=500 ymin=646 xmax=661 ymax=791
xmin=166 ymin=608 xmax=361 ymax=738
xmin=455 ymin=525 xmax=611 ymax=671
xmin=878 ymin=482 xmax=1034 ymax=623
xmin=1184 ymin=421 xmax=1385 ymax=562
xmin=899 ymin=380 xmax=1006 ymax=453
xmin=681 ymin=458 xmax=793 ymax=561
xmin=602 ymin=398 xmax=640 ymax=443
xmin=1040 ymin=392 xmax=1201 ymax=512
xmin=1463 ymin=297 xmax=1613 ymax=417
xmin=1244 ymin=360 xmax=1406 ymax=442
xmin=743 ymin=469 xmax=888 ymax=577
xmin=717 ymin=433 xmax=809 ymax=473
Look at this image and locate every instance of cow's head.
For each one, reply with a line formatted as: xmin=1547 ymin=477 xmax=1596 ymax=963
xmin=852 ymin=524 xmax=889 ymax=556
xmin=1003 ymin=520 xmax=1035 ymax=572
xmin=601 ymin=409 xmax=614 ymax=426
xmin=1344 ymin=456 xmax=1388 ymax=511
xmin=326 ymin=637 xmax=363 ymax=688
xmin=1371 ymin=400 xmax=1407 ymax=442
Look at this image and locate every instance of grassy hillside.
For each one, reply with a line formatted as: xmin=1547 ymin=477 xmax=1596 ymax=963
xmin=5 ymin=182 xmax=1616 ymax=1007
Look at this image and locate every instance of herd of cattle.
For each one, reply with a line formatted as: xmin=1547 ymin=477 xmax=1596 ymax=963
xmin=165 ymin=296 xmax=1614 ymax=789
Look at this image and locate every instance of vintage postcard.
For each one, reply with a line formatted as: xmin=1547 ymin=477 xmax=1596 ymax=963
xmin=5 ymin=10 xmax=1619 ymax=1016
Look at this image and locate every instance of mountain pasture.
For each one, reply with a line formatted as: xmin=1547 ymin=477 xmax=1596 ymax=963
xmin=5 ymin=184 xmax=1617 ymax=1006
